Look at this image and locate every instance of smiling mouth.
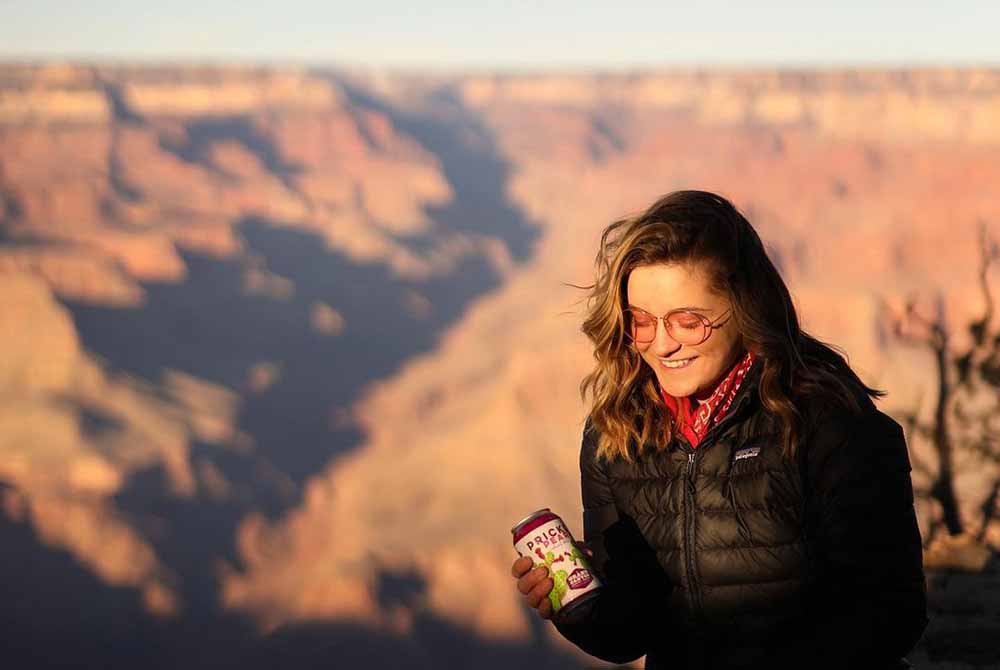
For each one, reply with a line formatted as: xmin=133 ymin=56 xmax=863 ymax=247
xmin=659 ymin=356 xmax=697 ymax=369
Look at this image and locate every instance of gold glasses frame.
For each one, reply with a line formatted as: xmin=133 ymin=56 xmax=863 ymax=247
xmin=624 ymin=306 xmax=733 ymax=345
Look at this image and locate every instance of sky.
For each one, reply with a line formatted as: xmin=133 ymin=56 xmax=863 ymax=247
xmin=2 ymin=1 xmax=999 ymax=72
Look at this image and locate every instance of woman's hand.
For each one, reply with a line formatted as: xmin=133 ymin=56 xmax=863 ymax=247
xmin=511 ymin=542 xmax=594 ymax=620
xmin=511 ymin=556 xmax=554 ymax=619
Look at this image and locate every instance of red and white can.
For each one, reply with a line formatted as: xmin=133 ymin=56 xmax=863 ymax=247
xmin=511 ymin=507 xmax=602 ymax=621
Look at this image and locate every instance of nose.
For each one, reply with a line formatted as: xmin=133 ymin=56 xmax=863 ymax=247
xmin=650 ymin=318 xmax=682 ymax=357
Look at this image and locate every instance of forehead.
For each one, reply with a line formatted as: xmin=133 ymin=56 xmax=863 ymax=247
xmin=626 ymin=262 xmax=722 ymax=311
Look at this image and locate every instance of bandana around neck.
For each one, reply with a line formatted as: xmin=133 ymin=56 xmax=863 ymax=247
xmin=659 ymin=350 xmax=757 ymax=448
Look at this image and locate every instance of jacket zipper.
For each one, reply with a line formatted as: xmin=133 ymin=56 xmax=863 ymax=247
xmin=683 ymin=449 xmax=702 ymax=615
xmin=679 ymin=392 xmax=754 ymax=618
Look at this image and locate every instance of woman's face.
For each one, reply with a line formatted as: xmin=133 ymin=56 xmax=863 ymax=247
xmin=626 ymin=261 xmax=744 ymax=402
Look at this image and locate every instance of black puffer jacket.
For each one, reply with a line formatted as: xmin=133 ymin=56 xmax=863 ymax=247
xmin=554 ymin=358 xmax=928 ymax=669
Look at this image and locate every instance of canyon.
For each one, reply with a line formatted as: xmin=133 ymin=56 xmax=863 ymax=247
xmin=2 ymin=63 xmax=999 ymax=668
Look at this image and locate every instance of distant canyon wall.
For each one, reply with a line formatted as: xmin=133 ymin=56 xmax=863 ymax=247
xmin=2 ymin=64 xmax=999 ymax=665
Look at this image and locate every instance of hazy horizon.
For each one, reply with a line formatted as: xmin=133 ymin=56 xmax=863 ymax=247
xmin=3 ymin=1 xmax=1000 ymax=71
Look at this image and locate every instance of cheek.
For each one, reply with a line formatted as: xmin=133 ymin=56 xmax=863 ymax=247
xmin=705 ymin=327 xmax=737 ymax=354
xmin=691 ymin=340 xmax=722 ymax=361
xmin=637 ymin=346 xmax=658 ymax=366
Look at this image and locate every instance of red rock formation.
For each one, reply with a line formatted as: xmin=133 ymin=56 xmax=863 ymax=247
xmin=225 ymin=70 xmax=1000 ymax=652
xmin=3 ymin=65 xmax=1000 ymax=667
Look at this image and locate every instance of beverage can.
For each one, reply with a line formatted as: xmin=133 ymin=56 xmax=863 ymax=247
xmin=511 ymin=508 xmax=602 ymax=621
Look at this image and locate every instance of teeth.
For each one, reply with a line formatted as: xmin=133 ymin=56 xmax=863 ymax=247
xmin=661 ymin=357 xmax=695 ymax=369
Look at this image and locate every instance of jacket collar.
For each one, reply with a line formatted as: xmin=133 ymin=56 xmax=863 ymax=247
xmin=695 ymin=354 xmax=765 ymax=444
xmin=727 ymin=354 xmax=764 ymax=415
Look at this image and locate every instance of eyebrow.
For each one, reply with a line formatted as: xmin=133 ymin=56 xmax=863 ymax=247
xmin=627 ymin=304 xmax=715 ymax=314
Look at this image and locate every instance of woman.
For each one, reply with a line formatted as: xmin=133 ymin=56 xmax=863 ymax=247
xmin=510 ymin=190 xmax=927 ymax=669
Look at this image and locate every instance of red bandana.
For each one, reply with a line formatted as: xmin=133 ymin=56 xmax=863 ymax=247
xmin=660 ymin=350 xmax=756 ymax=448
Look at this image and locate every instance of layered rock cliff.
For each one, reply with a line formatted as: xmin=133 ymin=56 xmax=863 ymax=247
xmin=2 ymin=63 xmax=999 ymax=668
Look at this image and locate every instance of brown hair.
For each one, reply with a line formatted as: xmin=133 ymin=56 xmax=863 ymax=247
xmin=575 ymin=189 xmax=884 ymax=463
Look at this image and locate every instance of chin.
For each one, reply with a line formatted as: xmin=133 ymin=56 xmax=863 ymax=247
xmin=656 ymin=377 xmax=698 ymax=398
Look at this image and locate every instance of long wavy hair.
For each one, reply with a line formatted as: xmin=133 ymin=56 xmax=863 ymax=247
xmin=577 ymin=190 xmax=885 ymax=464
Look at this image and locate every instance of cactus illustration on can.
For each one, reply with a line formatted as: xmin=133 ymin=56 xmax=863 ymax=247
xmin=511 ymin=508 xmax=602 ymax=620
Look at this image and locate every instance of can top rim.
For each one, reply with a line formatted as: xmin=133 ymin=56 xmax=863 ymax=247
xmin=511 ymin=507 xmax=553 ymax=535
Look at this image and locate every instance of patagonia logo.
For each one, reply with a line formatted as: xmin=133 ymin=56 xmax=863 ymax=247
xmin=734 ymin=447 xmax=761 ymax=461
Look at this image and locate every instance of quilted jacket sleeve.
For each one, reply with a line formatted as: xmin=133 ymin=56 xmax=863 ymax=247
xmin=773 ymin=402 xmax=929 ymax=667
xmin=552 ymin=417 xmax=673 ymax=665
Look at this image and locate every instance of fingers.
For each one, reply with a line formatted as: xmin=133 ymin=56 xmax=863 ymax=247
xmin=517 ymin=565 xmax=548 ymax=595
xmin=511 ymin=555 xmax=533 ymax=578
xmin=538 ymin=597 xmax=553 ymax=619
xmin=527 ymin=576 xmax=554 ymax=609
xmin=511 ymin=558 xmax=554 ymax=618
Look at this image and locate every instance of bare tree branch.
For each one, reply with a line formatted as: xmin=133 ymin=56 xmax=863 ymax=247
xmin=883 ymin=223 xmax=999 ymax=541
xmin=976 ymin=478 xmax=1000 ymax=543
